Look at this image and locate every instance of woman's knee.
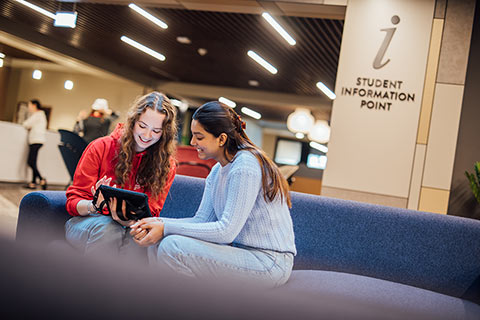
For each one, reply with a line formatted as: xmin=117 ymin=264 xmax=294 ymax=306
xmin=157 ymin=235 xmax=187 ymax=256
xmin=66 ymin=215 xmax=119 ymax=237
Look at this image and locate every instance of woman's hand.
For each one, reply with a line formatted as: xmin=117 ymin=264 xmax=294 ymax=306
xmin=91 ymin=175 xmax=116 ymax=208
xmin=109 ymin=197 xmax=136 ymax=228
xmin=130 ymin=218 xmax=165 ymax=247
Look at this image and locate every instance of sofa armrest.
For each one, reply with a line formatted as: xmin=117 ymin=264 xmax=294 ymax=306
xmin=16 ymin=191 xmax=70 ymax=244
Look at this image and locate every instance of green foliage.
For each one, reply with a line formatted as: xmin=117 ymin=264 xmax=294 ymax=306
xmin=465 ymin=162 xmax=480 ymax=204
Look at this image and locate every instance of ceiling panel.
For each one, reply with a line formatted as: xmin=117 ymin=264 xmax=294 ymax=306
xmin=0 ymin=0 xmax=343 ymax=122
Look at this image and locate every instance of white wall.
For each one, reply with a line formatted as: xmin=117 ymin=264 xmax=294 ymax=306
xmin=322 ymin=0 xmax=435 ymax=199
xmin=13 ymin=69 xmax=146 ymax=131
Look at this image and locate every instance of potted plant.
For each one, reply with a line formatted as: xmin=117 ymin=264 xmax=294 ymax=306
xmin=465 ymin=162 xmax=480 ymax=204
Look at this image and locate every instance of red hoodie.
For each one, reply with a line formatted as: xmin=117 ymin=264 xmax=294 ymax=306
xmin=66 ymin=123 xmax=176 ymax=217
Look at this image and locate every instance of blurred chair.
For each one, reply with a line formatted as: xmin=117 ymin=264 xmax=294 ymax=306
xmin=176 ymin=146 xmax=216 ymax=178
xmin=57 ymin=129 xmax=88 ymax=189
xmin=279 ymin=165 xmax=299 ymax=186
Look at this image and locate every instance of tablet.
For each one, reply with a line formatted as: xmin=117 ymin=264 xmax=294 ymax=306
xmin=98 ymin=185 xmax=152 ymax=221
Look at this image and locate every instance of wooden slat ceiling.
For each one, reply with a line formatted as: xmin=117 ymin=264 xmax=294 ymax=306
xmin=0 ymin=0 xmax=343 ymax=122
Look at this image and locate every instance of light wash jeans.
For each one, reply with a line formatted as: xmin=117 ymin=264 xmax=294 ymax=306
xmin=65 ymin=214 xmax=147 ymax=263
xmin=148 ymin=235 xmax=294 ymax=288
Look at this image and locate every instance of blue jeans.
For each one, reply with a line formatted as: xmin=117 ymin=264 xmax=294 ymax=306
xmin=65 ymin=214 xmax=147 ymax=263
xmin=148 ymin=235 xmax=294 ymax=288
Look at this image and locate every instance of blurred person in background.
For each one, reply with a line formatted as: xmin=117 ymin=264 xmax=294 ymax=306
xmin=22 ymin=99 xmax=47 ymax=190
xmin=74 ymin=98 xmax=118 ymax=143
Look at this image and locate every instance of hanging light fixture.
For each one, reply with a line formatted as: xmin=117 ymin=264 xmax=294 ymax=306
xmin=286 ymin=108 xmax=314 ymax=134
xmin=308 ymin=120 xmax=330 ymax=144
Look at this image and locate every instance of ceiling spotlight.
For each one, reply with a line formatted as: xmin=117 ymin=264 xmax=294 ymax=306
xmin=241 ymin=107 xmax=261 ymax=120
xmin=128 ymin=3 xmax=168 ymax=29
xmin=15 ymin=0 xmax=56 ymax=19
xmin=32 ymin=69 xmax=42 ymax=80
xmin=176 ymin=36 xmax=191 ymax=44
xmin=262 ymin=12 xmax=296 ymax=46
xmin=121 ymin=36 xmax=165 ymax=61
xmin=316 ymin=82 xmax=336 ymax=100
xmin=0 ymin=59 xmax=3 ymax=68
xmin=64 ymin=80 xmax=74 ymax=90
xmin=248 ymin=80 xmax=259 ymax=87
xmin=0 ymin=53 xmax=5 ymax=59
xmin=309 ymin=141 xmax=328 ymax=153
xmin=295 ymin=132 xmax=304 ymax=139
xmin=218 ymin=97 xmax=236 ymax=108
xmin=54 ymin=11 xmax=77 ymax=28
xmin=197 ymin=48 xmax=208 ymax=56
xmin=247 ymin=50 xmax=277 ymax=74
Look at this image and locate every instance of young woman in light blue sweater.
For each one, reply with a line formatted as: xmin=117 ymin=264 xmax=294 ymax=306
xmin=130 ymin=101 xmax=296 ymax=287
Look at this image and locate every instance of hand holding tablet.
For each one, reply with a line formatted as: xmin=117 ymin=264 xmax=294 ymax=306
xmin=98 ymin=185 xmax=152 ymax=221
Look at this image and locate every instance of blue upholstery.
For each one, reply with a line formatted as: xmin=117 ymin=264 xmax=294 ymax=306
xmin=16 ymin=174 xmax=480 ymax=318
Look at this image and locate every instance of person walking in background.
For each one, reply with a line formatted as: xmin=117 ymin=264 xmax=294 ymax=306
xmin=22 ymin=99 xmax=47 ymax=190
xmin=65 ymin=92 xmax=177 ymax=261
xmin=130 ymin=101 xmax=296 ymax=288
xmin=74 ymin=98 xmax=118 ymax=143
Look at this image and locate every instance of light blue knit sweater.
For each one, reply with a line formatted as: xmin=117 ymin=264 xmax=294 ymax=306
xmin=163 ymin=151 xmax=297 ymax=255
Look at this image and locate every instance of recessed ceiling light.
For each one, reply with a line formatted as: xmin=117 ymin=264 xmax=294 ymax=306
xmin=262 ymin=12 xmax=296 ymax=46
xmin=32 ymin=69 xmax=42 ymax=80
xmin=247 ymin=50 xmax=277 ymax=74
xmin=248 ymin=80 xmax=259 ymax=87
xmin=0 ymin=59 xmax=3 ymax=68
xmin=64 ymin=80 xmax=74 ymax=90
xmin=197 ymin=48 xmax=207 ymax=56
xmin=128 ymin=3 xmax=168 ymax=29
xmin=241 ymin=107 xmax=261 ymax=120
xmin=176 ymin=36 xmax=191 ymax=44
xmin=121 ymin=36 xmax=165 ymax=61
xmin=0 ymin=53 xmax=5 ymax=59
xmin=316 ymin=82 xmax=336 ymax=100
xmin=15 ymin=0 xmax=55 ymax=19
xmin=218 ymin=97 xmax=236 ymax=108
xmin=54 ymin=11 xmax=77 ymax=28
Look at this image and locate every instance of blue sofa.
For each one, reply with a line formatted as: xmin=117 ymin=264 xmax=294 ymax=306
xmin=16 ymin=175 xmax=480 ymax=319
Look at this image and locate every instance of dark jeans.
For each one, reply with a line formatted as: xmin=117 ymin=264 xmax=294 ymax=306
xmin=27 ymin=143 xmax=43 ymax=183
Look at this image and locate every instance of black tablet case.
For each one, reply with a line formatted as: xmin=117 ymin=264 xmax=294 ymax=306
xmin=98 ymin=185 xmax=152 ymax=221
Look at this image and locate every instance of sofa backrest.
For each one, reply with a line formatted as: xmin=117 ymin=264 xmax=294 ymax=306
xmin=289 ymin=191 xmax=480 ymax=301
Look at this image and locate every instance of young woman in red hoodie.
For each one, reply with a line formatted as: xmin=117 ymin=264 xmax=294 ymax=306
xmin=65 ymin=91 xmax=177 ymax=260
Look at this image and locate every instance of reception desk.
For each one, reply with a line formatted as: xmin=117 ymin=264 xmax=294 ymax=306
xmin=0 ymin=121 xmax=70 ymax=185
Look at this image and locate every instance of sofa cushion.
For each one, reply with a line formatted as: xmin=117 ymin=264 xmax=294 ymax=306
xmin=283 ymin=270 xmax=480 ymax=320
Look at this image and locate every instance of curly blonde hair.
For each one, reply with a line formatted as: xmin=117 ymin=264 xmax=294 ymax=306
xmin=115 ymin=92 xmax=177 ymax=198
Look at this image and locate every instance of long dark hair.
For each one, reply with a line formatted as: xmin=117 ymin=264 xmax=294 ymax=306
xmin=192 ymin=101 xmax=291 ymax=207
xmin=29 ymin=99 xmax=42 ymax=111
xmin=115 ymin=92 xmax=177 ymax=198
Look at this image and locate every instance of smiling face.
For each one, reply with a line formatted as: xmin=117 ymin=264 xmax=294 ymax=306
xmin=190 ymin=119 xmax=228 ymax=165
xmin=133 ymin=108 xmax=166 ymax=152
